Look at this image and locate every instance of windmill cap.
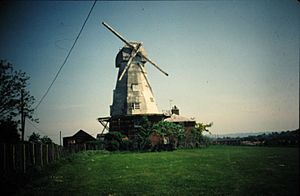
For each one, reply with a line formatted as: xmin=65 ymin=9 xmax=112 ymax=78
xmin=115 ymin=42 xmax=148 ymax=67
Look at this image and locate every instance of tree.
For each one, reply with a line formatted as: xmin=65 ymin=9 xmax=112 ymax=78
xmin=152 ymin=121 xmax=185 ymax=150
xmin=0 ymin=117 xmax=20 ymax=143
xmin=152 ymin=121 xmax=185 ymax=138
xmin=28 ymin=132 xmax=53 ymax=144
xmin=132 ymin=116 xmax=153 ymax=151
xmin=191 ymin=122 xmax=213 ymax=147
xmin=0 ymin=60 xmax=37 ymax=141
xmin=40 ymin=136 xmax=53 ymax=144
xmin=28 ymin=132 xmax=41 ymax=143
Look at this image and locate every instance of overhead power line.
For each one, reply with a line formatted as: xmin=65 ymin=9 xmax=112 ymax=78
xmin=26 ymin=119 xmax=48 ymax=136
xmin=34 ymin=0 xmax=97 ymax=110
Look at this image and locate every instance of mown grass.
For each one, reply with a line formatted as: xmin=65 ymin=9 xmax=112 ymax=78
xmin=18 ymin=146 xmax=299 ymax=195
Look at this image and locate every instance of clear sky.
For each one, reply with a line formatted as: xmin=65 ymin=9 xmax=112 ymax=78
xmin=0 ymin=1 xmax=299 ymax=144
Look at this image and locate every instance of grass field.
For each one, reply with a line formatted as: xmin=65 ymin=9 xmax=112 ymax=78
xmin=18 ymin=146 xmax=299 ymax=195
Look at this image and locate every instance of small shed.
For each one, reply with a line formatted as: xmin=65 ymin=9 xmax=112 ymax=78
xmin=164 ymin=106 xmax=196 ymax=130
xmin=163 ymin=106 xmax=197 ymax=148
xmin=164 ymin=114 xmax=196 ymax=128
xmin=63 ymin=130 xmax=96 ymax=147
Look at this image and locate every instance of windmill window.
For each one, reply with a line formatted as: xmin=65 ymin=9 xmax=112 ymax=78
xmin=131 ymin=102 xmax=140 ymax=110
xmin=150 ymin=97 xmax=154 ymax=102
xmin=132 ymin=84 xmax=139 ymax=91
xmin=134 ymin=102 xmax=140 ymax=109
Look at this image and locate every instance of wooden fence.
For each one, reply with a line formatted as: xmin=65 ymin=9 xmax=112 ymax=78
xmin=63 ymin=142 xmax=104 ymax=153
xmin=0 ymin=143 xmax=65 ymax=174
xmin=0 ymin=142 xmax=105 ymax=174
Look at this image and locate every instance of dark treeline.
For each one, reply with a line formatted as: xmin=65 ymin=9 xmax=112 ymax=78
xmin=215 ymin=129 xmax=299 ymax=147
xmin=241 ymin=129 xmax=299 ymax=146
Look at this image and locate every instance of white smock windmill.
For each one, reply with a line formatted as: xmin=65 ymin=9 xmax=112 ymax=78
xmin=102 ymin=22 xmax=168 ymax=116
xmin=98 ymin=22 xmax=168 ymax=136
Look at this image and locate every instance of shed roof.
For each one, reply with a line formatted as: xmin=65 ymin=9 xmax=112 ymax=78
xmin=64 ymin=129 xmax=96 ymax=140
xmin=164 ymin=114 xmax=195 ymax=123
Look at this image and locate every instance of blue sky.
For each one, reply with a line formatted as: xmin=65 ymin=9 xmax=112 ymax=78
xmin=0 ymin=1 xmax=299 ymax=144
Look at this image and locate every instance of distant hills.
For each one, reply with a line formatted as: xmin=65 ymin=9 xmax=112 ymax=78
xmin=216 ymin=131 xmax=277 ymax=138
xmin=207 ymin=129 xmax=299 ymax=146
xmin=208 ymin=129 xmax=299 ymax=138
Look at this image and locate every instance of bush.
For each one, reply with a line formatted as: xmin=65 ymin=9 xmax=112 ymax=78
xmin=119 ymin=139 xmax=132 ymax=151
xmin=104 ymin=132 xmax=124 ymax=143
xmin=104 ymin=132 xmax=126 ymax=151
xmin=106 ymin=140 xmax=119 ymax=151
xmin=85 ymin=140 xmax=105 ymax=150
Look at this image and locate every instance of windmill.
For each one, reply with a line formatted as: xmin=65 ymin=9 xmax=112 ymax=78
xmin=98 ymin=22 xmax=169 ymax=137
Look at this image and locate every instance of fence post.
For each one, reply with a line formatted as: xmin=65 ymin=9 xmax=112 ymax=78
xmin=32 ymin=143 xmax=35 ymax=165
xmin=59 ymin=145 xmax=61 ymax=158
xmin=57 ymin=145 xmax=60 ymax=159
xmin=51 ymin=144 xmax=53 ymax=162
xmin=46 ymin=145 xmax=49 ymax=165
xmin=57 ymin=145 xmax=59 ymax=160
xmin=22 ymin=143 xmax=26 ymax=173
xmin=2 ymin=143 xmax=6 ymax=171
xmin=55 ymin=144 xmax=57 ymax=161
xmin=40 ymin=144 xmax=43 ymax=167
xmin=52 ymin=144 xmax=55 ymax=162
xmin=12 ymin=144 xmax=16 ymax=170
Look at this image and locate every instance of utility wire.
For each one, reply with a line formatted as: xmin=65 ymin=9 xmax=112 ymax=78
xmin=26 ymin=119 xmax=47 ymax=136
xmin=26 ymin=119 xmax=58 ymax=137
xmin=34 ymin=0 xmax=97 ymax=110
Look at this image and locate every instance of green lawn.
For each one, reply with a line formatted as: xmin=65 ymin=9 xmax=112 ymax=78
xmin=19 ymin=146 xmax=299 ymax=195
